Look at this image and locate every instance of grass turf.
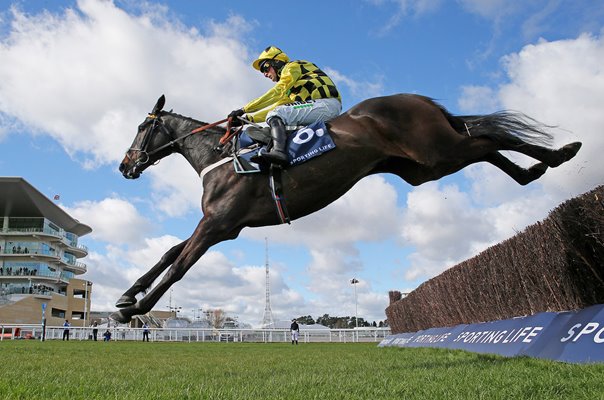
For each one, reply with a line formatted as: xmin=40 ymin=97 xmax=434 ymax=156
xmin=1 ymin=341 xmax=602 ymax=399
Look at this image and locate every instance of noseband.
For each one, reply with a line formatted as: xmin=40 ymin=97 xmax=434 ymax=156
xmin=127 ymin=113 xmax=173 ymax=171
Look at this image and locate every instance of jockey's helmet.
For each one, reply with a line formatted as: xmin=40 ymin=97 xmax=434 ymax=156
xmin=252 ymin=46 xmax=289 ymax=71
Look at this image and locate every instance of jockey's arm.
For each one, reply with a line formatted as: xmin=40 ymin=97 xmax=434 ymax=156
xmin=242 ymin=63 xmax=301 ymax=123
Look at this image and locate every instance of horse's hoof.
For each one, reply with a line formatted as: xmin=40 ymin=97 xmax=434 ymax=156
xmin=521 ymin=162 xmax=548 ymax=185
xmin=115 ymin=295 xmax=137 ymax=308
xmin=552 ymin=142 xmax=582 ymax=167
xmin=562 ymin=142 xmax=582 ymax=162
xmin=110 ymin=310 xmax=132 ymax=324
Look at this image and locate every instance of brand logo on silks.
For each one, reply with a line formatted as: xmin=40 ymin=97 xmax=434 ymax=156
xmin=287 ymin=121 xmax=335 ymax=166
xmin=379 ymin=304 xmax=604 ymax=364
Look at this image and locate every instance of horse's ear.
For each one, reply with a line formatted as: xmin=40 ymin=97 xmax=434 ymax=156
xmin=151 ymin=95 xmax=166 ymax=114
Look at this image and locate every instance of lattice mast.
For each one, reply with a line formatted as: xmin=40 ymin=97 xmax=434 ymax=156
xmin=261 ymin=237 xmax=275 ymax=328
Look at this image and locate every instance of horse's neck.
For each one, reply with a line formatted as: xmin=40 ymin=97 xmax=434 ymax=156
xmin=163 ymin=113 xmax=225 ymax=175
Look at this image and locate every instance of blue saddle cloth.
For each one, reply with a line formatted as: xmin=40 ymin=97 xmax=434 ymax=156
xmin=235 ymin=121 xmax=336 ymax=173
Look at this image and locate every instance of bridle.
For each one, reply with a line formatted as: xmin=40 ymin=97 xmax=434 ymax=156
xmin=127 ymin=113 xmax=171 ymax=168
xmin=126 ymin=113 xmax=231 ymax=172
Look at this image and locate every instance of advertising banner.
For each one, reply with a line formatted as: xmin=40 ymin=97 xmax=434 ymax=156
xmin=379 ymin=304 xmax=604 ymax=364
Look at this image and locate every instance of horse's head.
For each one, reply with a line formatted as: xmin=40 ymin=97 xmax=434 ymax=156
xmin=119 ymin=95 xmax=173 ymax=179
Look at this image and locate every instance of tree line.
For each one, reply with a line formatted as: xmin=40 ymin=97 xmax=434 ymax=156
xmin=294 ymin=314 xmax=388 ymax=329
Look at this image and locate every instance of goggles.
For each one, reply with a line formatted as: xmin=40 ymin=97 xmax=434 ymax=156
xmin=259 ymin=60 xmax=271 ymax=73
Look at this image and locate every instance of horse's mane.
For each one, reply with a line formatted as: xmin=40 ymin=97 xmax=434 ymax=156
xmin=161 ymin=111 xmax=227 ymax=136
xmin=161 ymin=110 xmax=234 ymax=157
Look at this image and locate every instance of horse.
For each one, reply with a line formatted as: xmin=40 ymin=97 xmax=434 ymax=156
xmin=113 ymin=93 xmax=581 ymax=323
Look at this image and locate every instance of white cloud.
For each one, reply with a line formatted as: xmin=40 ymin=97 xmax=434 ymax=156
xmin=247 ymin=176 xmax=402 ymax=247
xmin=401 ymin=183 xmax=495 ymax=279
xmin=65 ymin=196 xmax=154 ymax=245
xmin=80 ymin=250 xmax=132 ymax=311
xmin=147 ymin=157 xmax=204 ymax=218
xmin=499 ymin=33 xmax=604 ymax=195
xmin=458 ymin=85 xmax=500 ymax=113
xmin=0 ymin=0 xmax=262 ymax=167
xmin=323 ymin=67 xmax=384 ymax=101
xmin=80 ymin=235 xmax=182 ymax=313
xmin=205 ymin=14 xmax=256 ymax=39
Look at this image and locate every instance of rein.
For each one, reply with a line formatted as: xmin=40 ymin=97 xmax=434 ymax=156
xmin=129 ymin=114 xmax=244 ymax=174
xmin=190 ymin=118 xmax=229 ymax=134
xmin=189 ymin=116 xmax=245 ymax=145
xmin=139 ymin=117 xmax=239 ymax=162
xmin=147 ymin=118 xmax=229 ymax=157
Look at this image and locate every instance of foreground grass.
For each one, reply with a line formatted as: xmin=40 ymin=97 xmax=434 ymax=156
xmin=0 ymin=341 xmax=602 ymax=399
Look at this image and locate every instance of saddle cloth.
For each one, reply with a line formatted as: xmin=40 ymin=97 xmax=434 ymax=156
xmin=234 ymin=121 xmax=336 ymax=174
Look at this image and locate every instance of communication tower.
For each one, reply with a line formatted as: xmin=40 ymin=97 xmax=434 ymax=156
xmin=261 ymin=237 xmax=275 ymax=328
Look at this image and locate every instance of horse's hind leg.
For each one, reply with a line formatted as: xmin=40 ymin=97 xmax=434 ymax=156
xmin=379 ymin=137 xmax=549 ymax=186
xmin=115 ymin=239 xmax=189 ymax=308
xmin=484 ymin=152 xmax=548 ymax=185
xmin=462 ymin=113 xmax=582 ymax=167
xmin=509 ymin=141 xmax=582 ymax=168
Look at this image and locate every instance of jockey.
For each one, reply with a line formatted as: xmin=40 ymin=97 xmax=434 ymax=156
xmin=228 ymin=46 xmax=342 ymax=166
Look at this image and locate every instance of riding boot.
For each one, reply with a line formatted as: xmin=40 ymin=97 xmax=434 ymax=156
xmin=260 ymin=117 xmax=288 ymax=166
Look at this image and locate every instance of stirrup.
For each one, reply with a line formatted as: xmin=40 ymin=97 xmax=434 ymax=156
xmin=251 ymin=148 xmax=288 ymax=166
xmin=262 ymin=150 xmax=288 ymax=166
xmin=250 ymin=147 xmax=268 ymax=164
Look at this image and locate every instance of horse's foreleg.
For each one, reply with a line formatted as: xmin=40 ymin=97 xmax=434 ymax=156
xmin=115 ymin=239 xmax=189 ymax=308
xmin=484 ymin=152 xmax=548 ymax=185
xmin=111 ymin=218 xmax=241 ymax=323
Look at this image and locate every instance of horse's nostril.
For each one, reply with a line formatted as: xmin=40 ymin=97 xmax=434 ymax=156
xmin=119 ymin=163 xmax=125 ymax=173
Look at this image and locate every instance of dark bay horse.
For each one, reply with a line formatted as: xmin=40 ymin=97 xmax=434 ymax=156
xmin=113 ymin=93 xmax=581 ymax=322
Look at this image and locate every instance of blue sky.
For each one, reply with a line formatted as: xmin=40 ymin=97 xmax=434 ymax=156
xmin=1 ymin=0 xmax=603 ymax=326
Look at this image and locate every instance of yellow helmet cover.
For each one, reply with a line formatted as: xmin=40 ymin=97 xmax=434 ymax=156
xmin=252 ymin=46 xmax=290 ymax=70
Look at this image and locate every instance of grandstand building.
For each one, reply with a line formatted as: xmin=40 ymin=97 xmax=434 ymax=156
xmin=0 ymin=177 xmax=92 ymax=326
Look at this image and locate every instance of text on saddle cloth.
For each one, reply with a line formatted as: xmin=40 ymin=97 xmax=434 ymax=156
xmin=235 ymin=121 xmax=336 ymax=174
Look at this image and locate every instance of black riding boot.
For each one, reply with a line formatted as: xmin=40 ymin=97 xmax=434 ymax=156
xmin=261 ymin=117 xmax=288 ymax=166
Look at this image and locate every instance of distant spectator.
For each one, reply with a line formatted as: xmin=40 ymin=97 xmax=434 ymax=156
xmin=142 ymin=322 xmax=150 ymax=342
xmin=62 ymin=320 xmax=70 ymax=341
xmin=103 ymin=330 xmax=112 ymax=341
xmin=91 ymin=321 xmax=98 ymax=341
xmin=291 ymin=319 xmax=300 ymax=345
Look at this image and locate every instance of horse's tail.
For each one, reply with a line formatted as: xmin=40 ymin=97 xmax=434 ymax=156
xmin=438 ymin=105 xmax=554 ymax=147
